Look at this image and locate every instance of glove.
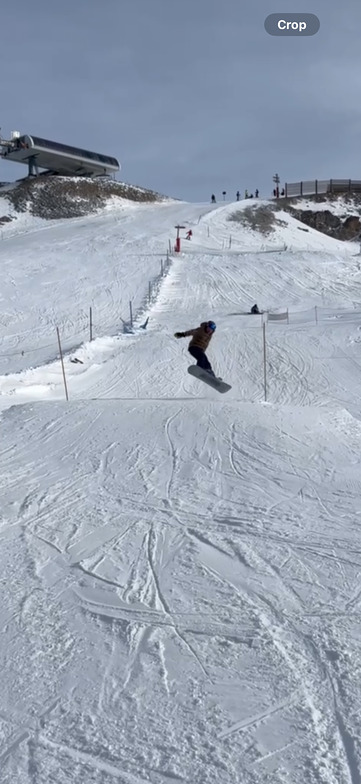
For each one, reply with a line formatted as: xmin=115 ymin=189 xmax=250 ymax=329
xmin=174 ymin=332 xmax=185 ymax=338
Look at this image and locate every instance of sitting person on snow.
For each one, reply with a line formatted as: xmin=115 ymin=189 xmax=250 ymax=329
xmin=174 ymin=321 xmax=217 ymax=376
xmin=251 ymin=304 xmax=260 ymax=314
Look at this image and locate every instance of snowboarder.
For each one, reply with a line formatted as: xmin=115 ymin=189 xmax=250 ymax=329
xmin=174 ymin=320 xmax=217 ymax=376
xmin=251 ymin=304 xmax=260 ymax=314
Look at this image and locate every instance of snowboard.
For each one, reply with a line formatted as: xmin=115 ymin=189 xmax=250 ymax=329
xmin=187 ymin=365 xmax=231 ymax=393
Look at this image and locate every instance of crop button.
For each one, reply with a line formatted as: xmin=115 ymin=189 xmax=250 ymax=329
xmin=264 ymin=13 xmax=320 ymax=36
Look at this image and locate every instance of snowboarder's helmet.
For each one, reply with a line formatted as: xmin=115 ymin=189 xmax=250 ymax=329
xmin=207 ymin=321 xmax=216 ymax=331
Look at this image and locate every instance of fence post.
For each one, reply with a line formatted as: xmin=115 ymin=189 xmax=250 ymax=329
xmin=330 ymin=179 xmax=333 ymax=193
xmin=161 ymin=258 xmax=164 ymax=276
xmin=263 ymin=323 xmax=267 ymax=402
xmin=285 ymin=183 xmax=288 ymax=198
xmin=89 ymin=306 xmax=93 ymax=341
xmin=56 ymin=327 xmax=69 ymax=401
xmin=315 ymin=180 xmax=318 ymax=195
xmin=349 ymin=179 xmax=351 ymax=192
xmin=300 ymin=181 xmax=303 ymax=196
xmin=315 ymin=305 xmax=318 ymax=324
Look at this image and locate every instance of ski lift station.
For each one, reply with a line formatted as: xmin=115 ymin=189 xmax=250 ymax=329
xmin=0 ymin=130 xmax=120 ymax=177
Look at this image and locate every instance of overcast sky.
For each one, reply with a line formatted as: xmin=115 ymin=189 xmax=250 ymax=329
xmin=0 ymin=0 xmax=359 ymax=201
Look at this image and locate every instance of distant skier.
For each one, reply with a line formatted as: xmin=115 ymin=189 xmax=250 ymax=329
xmin=174 ymin=320 xmax=217 ymax=376
xmin=186 ymin=229 xmax=193 ymax=240
xmin=236 ymin=190 xmax=240 ymax=201
xmin=251 ymin=304 xmax=260 ymax=314
xmin=211 ymin=194 xmax=216 ymax=203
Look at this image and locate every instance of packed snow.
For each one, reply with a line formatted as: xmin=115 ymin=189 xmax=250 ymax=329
xmin=1 ymin=194 xmax=361 ymax=784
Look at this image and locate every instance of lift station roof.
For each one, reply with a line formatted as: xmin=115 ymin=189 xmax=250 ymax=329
xmin=0 ymin=134 xmax=120 ymax=177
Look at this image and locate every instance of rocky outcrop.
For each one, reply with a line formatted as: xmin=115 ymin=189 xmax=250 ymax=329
xmin=0 ymin=177 xmax=166 ymax=220
xmin=338 ymin=215 xmax=361 ymax=240
xmin=288 ymin=207 xmax=361 ymax=240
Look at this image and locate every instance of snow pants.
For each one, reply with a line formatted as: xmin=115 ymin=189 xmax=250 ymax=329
xmin=188 ymin=346 xmax=213 ymax=372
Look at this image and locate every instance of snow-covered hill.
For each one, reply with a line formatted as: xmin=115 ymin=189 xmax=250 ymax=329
xmin=1 ymin=195 xmax=361 ymax=784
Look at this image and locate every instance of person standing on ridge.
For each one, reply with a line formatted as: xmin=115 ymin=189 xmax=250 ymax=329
xmin=174 ymin=321 xmax=217 ymax=376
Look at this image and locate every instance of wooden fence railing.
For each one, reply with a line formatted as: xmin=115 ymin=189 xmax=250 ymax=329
xmin=283 ymin=179 xmax=361 ymax=198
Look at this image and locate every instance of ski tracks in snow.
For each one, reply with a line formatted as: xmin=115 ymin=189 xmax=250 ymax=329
xmin=164 ymin=408 xmax=182 ymax=505
xmin=3 ymin=392 xmax=361 ymax=780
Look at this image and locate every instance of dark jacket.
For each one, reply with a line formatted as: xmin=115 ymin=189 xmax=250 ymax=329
xmin=182 ymin=323 xmax=214 ymax=351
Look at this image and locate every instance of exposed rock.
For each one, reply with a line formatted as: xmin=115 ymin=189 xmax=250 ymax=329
xmin=290 ymin=209 xmax=338 ymax=235
xmin=289 ymin=207 xmax=361 ymax=241
xmin=339 ymin=215 xmax=361 ymax=240
xmin=0 ymin=177 xmax=166 ymax=220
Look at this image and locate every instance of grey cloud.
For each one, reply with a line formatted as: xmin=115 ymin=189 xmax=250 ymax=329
xmin=0 ymin=0 xmax=359 ymax=200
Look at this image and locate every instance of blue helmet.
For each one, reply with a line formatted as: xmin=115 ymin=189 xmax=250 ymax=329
xmin=207 ymin=321 xmax=216 ymax=331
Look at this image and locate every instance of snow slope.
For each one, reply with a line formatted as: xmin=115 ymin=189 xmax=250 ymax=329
xmin=1 ymin=197 xmax=361 ymax=784
xmin=291 ymin=194 xmax=361 ymax=216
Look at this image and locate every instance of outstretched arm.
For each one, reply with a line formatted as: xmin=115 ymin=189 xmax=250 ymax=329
xmin=174 ymin=329 xmax=195 ymax=338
